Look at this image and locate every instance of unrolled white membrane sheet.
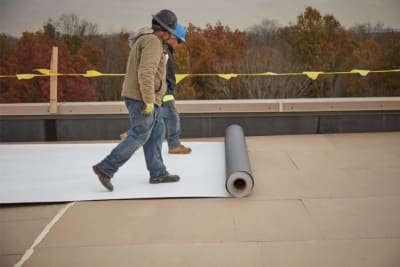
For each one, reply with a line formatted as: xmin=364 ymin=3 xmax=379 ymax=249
xmin=0 ymin=142 xmax=230 ymax=204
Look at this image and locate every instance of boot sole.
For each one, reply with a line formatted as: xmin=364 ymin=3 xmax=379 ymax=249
xmin=150 ymin=176 xmax=180 ymax=184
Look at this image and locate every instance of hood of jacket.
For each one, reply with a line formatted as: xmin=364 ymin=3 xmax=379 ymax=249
xmin=128 ymin=27 xmax=154 ymax=48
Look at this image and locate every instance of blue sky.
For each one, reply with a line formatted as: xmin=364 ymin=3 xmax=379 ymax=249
xmin=1 ymin=0 xmax=400 ymax=36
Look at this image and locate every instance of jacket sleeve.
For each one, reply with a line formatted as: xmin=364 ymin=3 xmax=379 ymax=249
xmin=137 ymin=37 xmax=162 ymax=104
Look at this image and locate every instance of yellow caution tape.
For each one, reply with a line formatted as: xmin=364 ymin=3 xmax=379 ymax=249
xmin=16 ymin=74 xmax=40 ymax=80
xmin=303 ymin=71 xmax=324 ymax=80
xmin=0 ymin=75 xmax=18 ymax=78
xmin=263 ymin=72 xmax=278 ymax=76
xmin=218 ymin=74 xmax=238 ymax=80
xmin=1 ymin=69 xmax=399 ymax=84
xmin=35 ymin=69 xmax=52 ymax=75
xmin=176 ymin=74 xmax=190 ymax=84
xmin=83 ymin=70 xmax=103 ymax=77
xmin=350 ymin=69 xmax=370 ymax=76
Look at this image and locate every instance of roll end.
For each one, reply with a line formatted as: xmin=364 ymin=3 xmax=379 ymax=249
xmin=226 ymin=172 xmax=254 ymax=198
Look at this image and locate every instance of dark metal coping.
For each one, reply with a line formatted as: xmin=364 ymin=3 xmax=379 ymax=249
xmin=1 ymin=98 xmax=400 ymax=142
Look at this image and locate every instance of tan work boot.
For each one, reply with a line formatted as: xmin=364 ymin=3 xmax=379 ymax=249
xmin=169 ymin=144 xmax=192 ymax=154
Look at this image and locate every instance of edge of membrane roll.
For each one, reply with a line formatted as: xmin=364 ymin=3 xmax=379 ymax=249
xmin=224 ymin=124 xmax=254 ymax=197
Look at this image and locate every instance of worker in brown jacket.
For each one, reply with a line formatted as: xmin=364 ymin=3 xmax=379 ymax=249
xmin=121 ymin=24 xmax=191 ymax=154
xmin=93 ymin=9 xmax=180 ymax=191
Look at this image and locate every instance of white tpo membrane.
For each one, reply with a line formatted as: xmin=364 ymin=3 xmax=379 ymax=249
xmin=0 ymin=142 xmax=229 ymax=204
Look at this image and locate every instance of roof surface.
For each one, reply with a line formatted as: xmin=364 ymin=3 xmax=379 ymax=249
xmin=1 ymin=132 xmax=400 ymax=267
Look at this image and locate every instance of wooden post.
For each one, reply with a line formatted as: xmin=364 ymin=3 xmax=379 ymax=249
xmin=49 ymin=46 xmax=58 ymax=114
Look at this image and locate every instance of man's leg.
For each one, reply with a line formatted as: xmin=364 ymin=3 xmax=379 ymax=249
xmin=144 ymin=106 xmax=179 ymax=183
xmin=162 ymin=100 xmax=191 ymax=154
xmin=94 ymin=99 xmax=153 ymax=189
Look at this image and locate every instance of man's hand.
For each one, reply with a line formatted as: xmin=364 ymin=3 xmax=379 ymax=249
xmin=143 ymin=103 xmax=154 ymax=115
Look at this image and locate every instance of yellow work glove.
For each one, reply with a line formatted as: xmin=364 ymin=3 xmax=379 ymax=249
xmin=162 ymin=94 xmax=175 ymax=103
xmin=142 ymin=103 xmax=154 ymax=115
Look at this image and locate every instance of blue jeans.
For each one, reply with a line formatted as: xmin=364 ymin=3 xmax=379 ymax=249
xmin=95 ymin=98 xmax=168 ymax=179
xmin=161 ymin=100 xmax=181 ymax=149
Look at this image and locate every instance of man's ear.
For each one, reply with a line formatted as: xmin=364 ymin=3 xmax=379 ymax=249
xmin=164 ymin=31 xmax=171 ymax=40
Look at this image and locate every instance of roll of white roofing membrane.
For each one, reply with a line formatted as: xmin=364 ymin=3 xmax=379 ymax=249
xmin=224 ymin=124 xmax=254 ymax=197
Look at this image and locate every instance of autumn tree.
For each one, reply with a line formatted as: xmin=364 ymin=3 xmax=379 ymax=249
xmin=56 ymin=13 xmax=98 ymax=37
xmin=0 ymin=33 xmax=52 ymax=102
xmin=246 ymin=19 xmax=280 ymax=48
xmin=379 ymin=31 xmax=400 ymax=96
xmin=341 ymin=22 xmax=399 ymax=97
xmin=238 ymin=17 xmax=317 ymax=98
xmin=0 ymin=13 xmax=108 ymax=103
xmin=42 ymin=20 xmax=60 ymax=40
xmin=0 ymin=35 xmax=16 ymax=99
xmin=350 ymin=22 xmax=386 ymax=43
xmin=174 ymin=22 xmax=252 ymax=99
xmin=278 ymin=7 xmax=356 ymax=97
xmin=0 ymin=34 xmax=15 ymax=67
xmin=0 ymin=30 xmax=99 ymax=103
xmin=95 ymin=32 xmax=130 ymax=101
xmin=1 ymin=10 xmax=398 ymax=102
xmin=340 ymin=39 xmax=383 ymax=96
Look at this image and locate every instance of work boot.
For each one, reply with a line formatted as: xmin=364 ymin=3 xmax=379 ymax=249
xmin=150 ymin=174 xmax=180 ymax=184
xmin=93 ymin=165 xmax=113 ymax=191
xmin=168 ymin=144 xmax=192 ymax=154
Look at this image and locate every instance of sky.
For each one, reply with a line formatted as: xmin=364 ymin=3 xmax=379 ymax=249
xmin=1 ymin=0 xmax=400 ymax=36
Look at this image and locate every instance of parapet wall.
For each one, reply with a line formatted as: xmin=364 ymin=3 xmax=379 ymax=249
xmin=1 ymin=98 xmax=400 ymax=142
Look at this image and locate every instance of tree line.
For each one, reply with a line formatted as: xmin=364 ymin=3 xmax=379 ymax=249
xmin=0 ymin=7 xmax=399 ymax=103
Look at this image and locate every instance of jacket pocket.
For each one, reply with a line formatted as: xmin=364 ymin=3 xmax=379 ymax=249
xmin=155 ymin=79 xmax=162 ymax=92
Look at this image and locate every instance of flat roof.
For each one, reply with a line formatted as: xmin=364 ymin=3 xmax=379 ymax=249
xmin=1 ymin=132 xmax=400 ymax=266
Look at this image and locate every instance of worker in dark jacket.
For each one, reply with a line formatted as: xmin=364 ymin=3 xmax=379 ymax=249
xmin=162 ymin=24 xmax=191 ymax=154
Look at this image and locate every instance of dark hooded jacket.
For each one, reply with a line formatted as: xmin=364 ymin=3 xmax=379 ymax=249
xmin=165 ymin=43 xmax=176 ymax=96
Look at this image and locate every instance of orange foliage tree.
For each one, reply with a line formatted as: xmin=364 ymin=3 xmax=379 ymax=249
xmin=0 ymin=30 xmax=101 ymax=103
xmin=174 ymin=22 xmax=252 ymax=99
xmin=344 ymin=39 xmax=383 ymax=96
